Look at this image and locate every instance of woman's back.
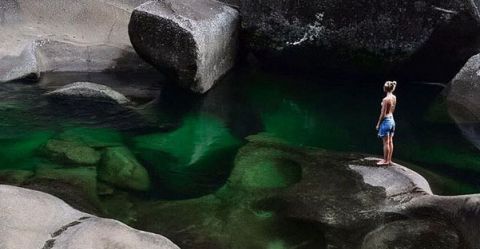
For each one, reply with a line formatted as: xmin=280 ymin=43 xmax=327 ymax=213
xmin=383 ymin=95 xmax=396 ymax=116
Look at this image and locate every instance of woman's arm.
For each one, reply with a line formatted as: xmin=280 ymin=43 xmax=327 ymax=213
xmin=376 ymin=99 xmax=386 ymax=129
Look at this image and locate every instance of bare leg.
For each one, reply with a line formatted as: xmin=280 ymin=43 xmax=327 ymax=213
xmin=377 ymin=137 xmax=389 ymax=165
xmin=387 ymin=135 xmax=394 ymax=164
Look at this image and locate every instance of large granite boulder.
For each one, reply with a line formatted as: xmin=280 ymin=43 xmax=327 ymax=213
xmin=445 ymin=53 xmax=480 ymax=123
xmin=0 ymin=0 xmax=154 ymax=82
xmin=0 ymin=185 xmax=179 ymax=249
xmin=444 ymin=53 xmax=480 ymax=149
xmin=129 ymin=0 xmax=239 ymax=93
xmin=135 ymin=134 xmax=480 ymax=249
xmin=223 ymin=0 xmax=480 ymax=81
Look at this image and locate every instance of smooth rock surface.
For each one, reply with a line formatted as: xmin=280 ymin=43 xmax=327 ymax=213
xmin=99 ymin=146 xmax=151 ymax=191
xmin=0 ymin=131 xmax=477 ymax=249
xmin=45 ymin=82 xmax=131 ymax=105
xmin=0 ymin=184 xmax=179 ymax=249
xmin=444 ymin=53 xmax=480 ymax=149
xmin=43 ymin=139 xmax=101 ymax=166
xmin=223 ymin=0 xmax=480 ymax=81
xmin=0 ymin=0 xmax=154 ymax=82
xmin=135 ymin=134 xmax=480 ymax=249
xmin=361 ymin=219 xmax=459 ymax=249
xmin=129 ymin=0 xmax=239 ymax=93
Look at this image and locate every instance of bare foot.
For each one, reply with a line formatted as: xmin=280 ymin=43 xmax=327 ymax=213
xmin=376 ymin=160 xmax=387 ymax=165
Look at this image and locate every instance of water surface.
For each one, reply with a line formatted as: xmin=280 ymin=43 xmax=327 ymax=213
xmin=0 ymin=70 xmax=479 ymax=199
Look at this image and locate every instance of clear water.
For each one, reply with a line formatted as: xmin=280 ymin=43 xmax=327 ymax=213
xmin=0 ymin=69 xmax=479 ymax=198
xmin=2 ymin=69 xmax=480 ymax=249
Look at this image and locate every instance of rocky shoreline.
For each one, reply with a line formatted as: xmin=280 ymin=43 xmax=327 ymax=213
xmin=0 ymin=184 xmax=179 ymax=249
xmin=1 ymin=0 xmax=480 ymax=248
xmin=3 ymin=0 xmax=480 ymax=92
xmin=1 ymin=134 xmax=480 ymax=249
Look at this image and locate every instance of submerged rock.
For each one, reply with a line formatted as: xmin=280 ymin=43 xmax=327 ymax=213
xmin=0 ymin=185 xmax=179 ymax=249
xmin=224 ymin=0 xmax=480 ymax=81
xmin=43 ymin=139 xmax=101 ymax=166
xmin=135 ymin=134 xmax=480 ymax=249
xmin=133 ymin=114 xmax=240 ymax=197
xmin=26 ymin=166 xmax=101 ymax=214
xmin=57 ymin=127 xmax=124 ymax=148
xmin=0 ymin=170 xmax=34 ymax=185
xmin=44 ymin=82 xmax=164 ymax=132
xmin=129 ymin=0 xmax=239 ymax=93
xmin=45 ymin=82 xmax=131 ymax=105
xmin=99 ymin=147 xmax=151 ymax=191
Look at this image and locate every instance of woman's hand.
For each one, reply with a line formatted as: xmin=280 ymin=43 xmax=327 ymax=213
xmin=375 ymin=124 xmax=379 ymax=130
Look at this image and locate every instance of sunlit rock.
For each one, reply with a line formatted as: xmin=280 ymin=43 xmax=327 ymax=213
xmin=0 ymin=0 xmax=154 ymax=82
xmin=99 ymin=147 xmax=151 ymax=191
xmin=129 ymin=0 xmax=239 ymax=93
xmin=0 ymin=185 xmax=179 ymax=249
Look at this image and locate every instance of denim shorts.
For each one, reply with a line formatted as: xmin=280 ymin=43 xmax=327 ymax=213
xmin=378 ymin=116 xmax=395 ymax=138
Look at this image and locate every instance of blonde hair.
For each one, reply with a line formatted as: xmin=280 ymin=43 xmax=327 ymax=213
xmin=384 ymin=81 xmax=397 ymax=93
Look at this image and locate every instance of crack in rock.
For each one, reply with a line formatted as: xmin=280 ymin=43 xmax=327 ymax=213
xmin=40 ymin=216 xmax=92 ymax=249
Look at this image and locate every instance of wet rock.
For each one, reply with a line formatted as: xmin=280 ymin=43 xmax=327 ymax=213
xmin=129 ymin=0 xmax=239 ymax=93
xmin=43 ymin=139 xmax=101 ymax=166
xmin=99 ymin=147 xmax=151 ymax=191
xmin=133 ymin=114 xmax=240 ymax=197
xmin=0 ymin=170 xmax=34 ymax=185
xmin=136 ymin=134 xmax=480 ymax=249
xmin=45 ymin=82 xmax=131 ymax=105
xmin=57 ymin=127 xmax=124 ymax=148
xmin=25 ymin=166 xmax=101 ymax=214
xmin=0 ymin=185 xmax=179 ymax=249
xmin=225 ymin=0 xmax=480 ymax=81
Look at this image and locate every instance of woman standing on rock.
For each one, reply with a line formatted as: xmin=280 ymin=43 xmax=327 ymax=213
xmin=376 ymin=81 xmax=397 ymax=166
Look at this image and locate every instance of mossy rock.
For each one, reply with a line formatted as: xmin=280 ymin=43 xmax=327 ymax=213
xmin=43 ymin=139 xmax=101 ymax=166
xmin=133 ymin=114 xmax=241 ymax=197
xmin=57 ymin=127 xmax=124 ymax=148
xmin=24 ymin=166 xmax=102 ymax=214
xmin=0 ymin=169 xmax=34 ymax=185
xmin=99 ymin=146 xmax=151 ymax=191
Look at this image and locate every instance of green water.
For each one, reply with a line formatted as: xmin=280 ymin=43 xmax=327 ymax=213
xmin=2 ymin=70 xmax=480 ymax=249
xmin=0 ymin=70 xmax=479 ymax=197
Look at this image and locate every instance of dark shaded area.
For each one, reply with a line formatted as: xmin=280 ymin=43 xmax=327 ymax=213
xmin=227 ymin=0 xmax=480 ymax=82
